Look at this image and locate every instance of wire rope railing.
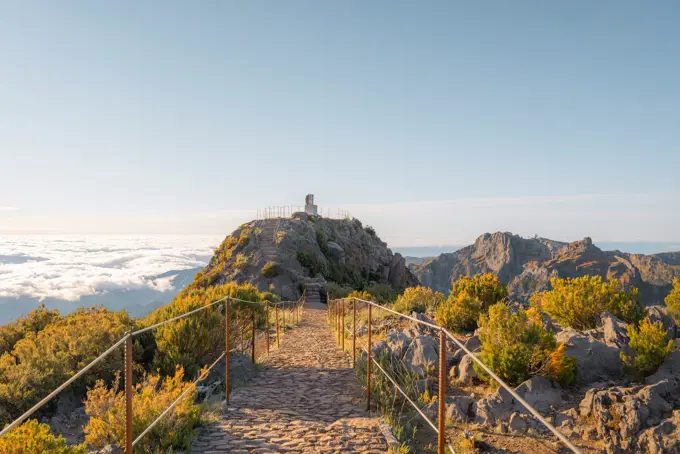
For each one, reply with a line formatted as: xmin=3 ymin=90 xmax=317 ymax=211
xmin=0 ymin=293 xmax=306 ymax=453
xmin=329 ymin=296 xmax=583 ymax=454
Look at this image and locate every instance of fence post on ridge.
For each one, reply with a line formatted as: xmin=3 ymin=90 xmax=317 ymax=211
xmin=266 ymin=302 xmax=270 ymax=355
xmin=124 ymin=333 xmax=133 ymax=454
xmin=251 ymin=308 xmax=256 ymax=364
xmin=367 ymin=303 xmax=372 ymax=412
xmin=352 ymin=298 xmax=357 ymax=368
xmin=283 ymin=303 xmax=286 ymax=331
xmin=342 ymin=299 xmax=345 ymax=352
xmin=438 ymin=328 xmax=446 ymax=454
xmin=225 ymin=299 xmax=230 ymax=404
xmin=276 ymin=304 xmax=280 ymax=348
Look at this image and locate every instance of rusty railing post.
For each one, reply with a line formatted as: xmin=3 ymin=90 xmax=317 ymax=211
xmin=297 ymin=302 xmax=300 ymax=325
xmin=124 ymin=333 xmax=133 ymax=454
xmin=276 ymin=304 xmax=280 ymax=348
xmin=438 ymin=328 xmax=446 ymax=454
xmin=367 ymin=302 xmax=372 ymax=412
xmin=225 ymin=299 xmax=230 ymax=404
xmin=266 ymin=302 xmax=270 ymax=355
xmin=251 ymin=307 xmax=256 ymax=363
xmin=341 ymin=299 xmax=345 ymax=352
xmin=353 ymin=298 xmax=357 ymax=367
xmin=283 ymin=302 xmax=286 ymax=331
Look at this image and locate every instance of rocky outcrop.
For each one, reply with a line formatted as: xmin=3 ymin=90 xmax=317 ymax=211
xmin=556 ymin=328 xmax=623 ymax=384
xmin=199 ymin=217 xmax=418 ymax=300
xmin=414 ymin=232 xmax=679 ymax=305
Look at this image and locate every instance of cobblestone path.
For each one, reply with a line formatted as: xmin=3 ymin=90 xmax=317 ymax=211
xmin=190 ymin=301 xmax=389 ymax=453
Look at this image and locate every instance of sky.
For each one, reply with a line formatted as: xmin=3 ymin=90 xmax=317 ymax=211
xmin=1 ymin=1 xmax=679 ymax=246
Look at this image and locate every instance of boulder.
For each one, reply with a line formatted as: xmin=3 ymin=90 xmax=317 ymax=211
xmin=578 ymin=379 xmax=680 ymax=453
xmin=326 ymin=241 xmax=345 ymax=263
xmin=636 ymin=410 xmax=680 ymax=454
xmin=413 ymin=379 xmax=435 ymax=396
xmin=599 ymin=311 xmax=630 ymax=348
xmin=556 ymin=329 xmax=623 ymax=384
xmin=371 ymin=340 xmax=391 ymax=358
xmin=403 ymin=335 xmax=439 ymax=377
xmin=445 ymin=396 xmax=475 ymax=423
xmin=475 ymin=377 xmax=562 ymax=427
xmin=514 ymin=376 xmax=563 ymax=413
xmin=451 ymin=335 xmax=481 ymax=362
xmin=646 ymin=306 xmax=678 ymax=341
xmin=384 ymin=330 xmax=412 ymax=359
xmin=646 ymin=351 xmax=680 ymax=385
xmin=409 ymin=312 xmax=437 ymax=335
xmin=457 ymin=355 xmax=480 ymax=385
xmin=508 ymin=412 xmax=528 ymax=433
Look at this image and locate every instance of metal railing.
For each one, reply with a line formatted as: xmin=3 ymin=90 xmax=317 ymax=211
xmin=257 ymin=206 xmax=351 ymax=219
xmin=328 ymin=296 xmax=582 ymax=454
xmin=0 ymin=294 xmax=306 ymax=453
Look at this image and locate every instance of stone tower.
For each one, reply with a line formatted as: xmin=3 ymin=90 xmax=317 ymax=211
xmin=304 ymin=194 xmax=318 ymax=216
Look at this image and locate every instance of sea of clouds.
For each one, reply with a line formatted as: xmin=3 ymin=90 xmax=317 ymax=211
xmin=0 ymin=235 xmax=222 ymax=323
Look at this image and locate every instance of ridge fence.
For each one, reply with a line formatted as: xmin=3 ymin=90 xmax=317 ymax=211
xmin=0 ymin=294 xmax=306 ymax=453
xmin=328 ymin=296 xmax=582 ymax=454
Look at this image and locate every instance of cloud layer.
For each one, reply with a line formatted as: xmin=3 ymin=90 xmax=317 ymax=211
xmin=0 ymin=235 xmax=221 ymax=301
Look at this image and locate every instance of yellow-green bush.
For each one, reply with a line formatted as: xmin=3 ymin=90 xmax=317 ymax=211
xmin=451 ymin=273 xmax=508 ymax=309
xmin=0 ymin=304 xmax=60 ymax=356
xmin=393 ymin=286 xmax=444 ymax=314
xmin=261 ymin=261 xmax=280 ymax=278
xmin=621 ymin=319 xmax=673 ymax=379
xmin=0 ymin=308 xmax=132 ymax=426
xmin=665 ymin=278 xmax=680 ymax=324
xmin=475 ymin=304 xmax=576 ymax=386
xmin=434 ymin=274 xmax=507 ymax=332
xmin=0 ymin=419 xmax=86 ymax=454
xmin=146 ymin=282 xmax=263 ymax=376
xmin=347 ymin=290 xmax=372 ymax=301
xmin=435 ymin=291 xmax=483 ymax=332
xmin=531 ymin=276 xmax=644 ymax=330
xmin=84 ymin=367 xmax=201 ymax=453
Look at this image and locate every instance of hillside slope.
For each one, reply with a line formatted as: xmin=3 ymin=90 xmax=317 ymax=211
xmin=195 ymin=215 xmax=418 ymax=299
xmin=414 ymin=232 xmax=679 ymax=305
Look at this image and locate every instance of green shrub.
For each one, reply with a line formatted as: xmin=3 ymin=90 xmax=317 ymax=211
xmin=233 ymin=253 xmax=250 ymax=270
xmin=347 ymin=290 xmax=372 ymax=301
xmin=84 ymin=367 xmax=201 ymax=453
xmin=475 ymin=304 xmax=576 ymax=387
xmin=621 ymin=319 xmax=673 ymax=380
xmin=434 ymin=274 xmax=507 ymax=331
xmin=435 ymin=291 xmax=484 ymax=332
xmin=296 ymin=250 xmax=328 ymax=277
xmin=0 ymin=308 xmax=132 ymax=426
xmin=326 ymin=282 xmax=353 ymax=300
xmin=394 ymin=286 xmax=444 ymax=314
xmin=0 ymin=419 xmax=86 ymax=454
xmin=146 ymin=282 xmax=263 ymax=376
xmin=451 ymin=273 xmax=508 ymax=309
xmin=0 ymin=304 xmax=60 ymax=356
xmin=364 ymin=284 xmax=397 ymax=305
xmin=261 ymin=261 xmax=280 ymax=278
xmin=365 ymin=226 xmax=376 ymax=236
xmin=531 ymin=276 xmax=644 ymax=329
xmin=665 ymin=278 xmax=680 ymax=324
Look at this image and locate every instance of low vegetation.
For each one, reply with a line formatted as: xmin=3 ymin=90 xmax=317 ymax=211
xmin=393 ymin=286 xmax=444 ymax=314
xmin=475 ymin=304 xmax=576 ymax=386
xmin=665 ymin=278 xmax=680 ymax=325
xmin=84 ymin=367 xmax=201 ymax=452
xmin=0 ymin=419 xmax=86 ymax=454
xmin=531 ymin=275 xmax=645 ymax=330
xmin=261 ymin=260 xmax=280 ymax=278
xmin=435 ymin=273 xmax=507 ymax=332
xmin=0 ymin=308 xmax=132 ymax=426
xmin=621 ymin=319 xmax=673 ymax=380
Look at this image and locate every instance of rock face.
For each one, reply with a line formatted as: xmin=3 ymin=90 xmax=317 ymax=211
xmin=198 ymin=217 xmax=418 ymax=300
xmin=413 ymin=232 xmax=679 ymax=305
xmin=556 ymin=328 xmax=623 ymax=384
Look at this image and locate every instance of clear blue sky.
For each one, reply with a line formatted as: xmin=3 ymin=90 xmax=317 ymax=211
xmin=1 ymin=1 xmax=679 ymax=244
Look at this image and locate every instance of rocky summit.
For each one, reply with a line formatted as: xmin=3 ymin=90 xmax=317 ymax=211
xmin=197 ymin=214 xmax=418 ymax=300
xmin=413 ymin=232 xmax=680 ymax=305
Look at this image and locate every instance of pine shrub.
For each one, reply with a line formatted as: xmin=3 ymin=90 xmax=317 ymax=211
xmin=394 ymin=286 xmax=444 ymax=314
xmin=665 ymin=278 xmax=680 ymax=324
xmin=621 ymin=319 xmax=673 ymax=379
xmin=531 ymin=275 xmax=644 ymax=330
xmin=0 ymin=419 xmax=86 ymax=454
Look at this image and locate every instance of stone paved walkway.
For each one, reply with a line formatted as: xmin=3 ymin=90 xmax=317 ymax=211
xmin=190 ymin=301 xmax=389 ymax=453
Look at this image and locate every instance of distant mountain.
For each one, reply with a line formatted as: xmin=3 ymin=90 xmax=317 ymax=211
xmin=0 ymin=267 xmax=202 ymax=324
xmin=405 ymin=256 xmax=434 ymax=268
xmin=413 ymin=232 xmax=680 ymax=305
